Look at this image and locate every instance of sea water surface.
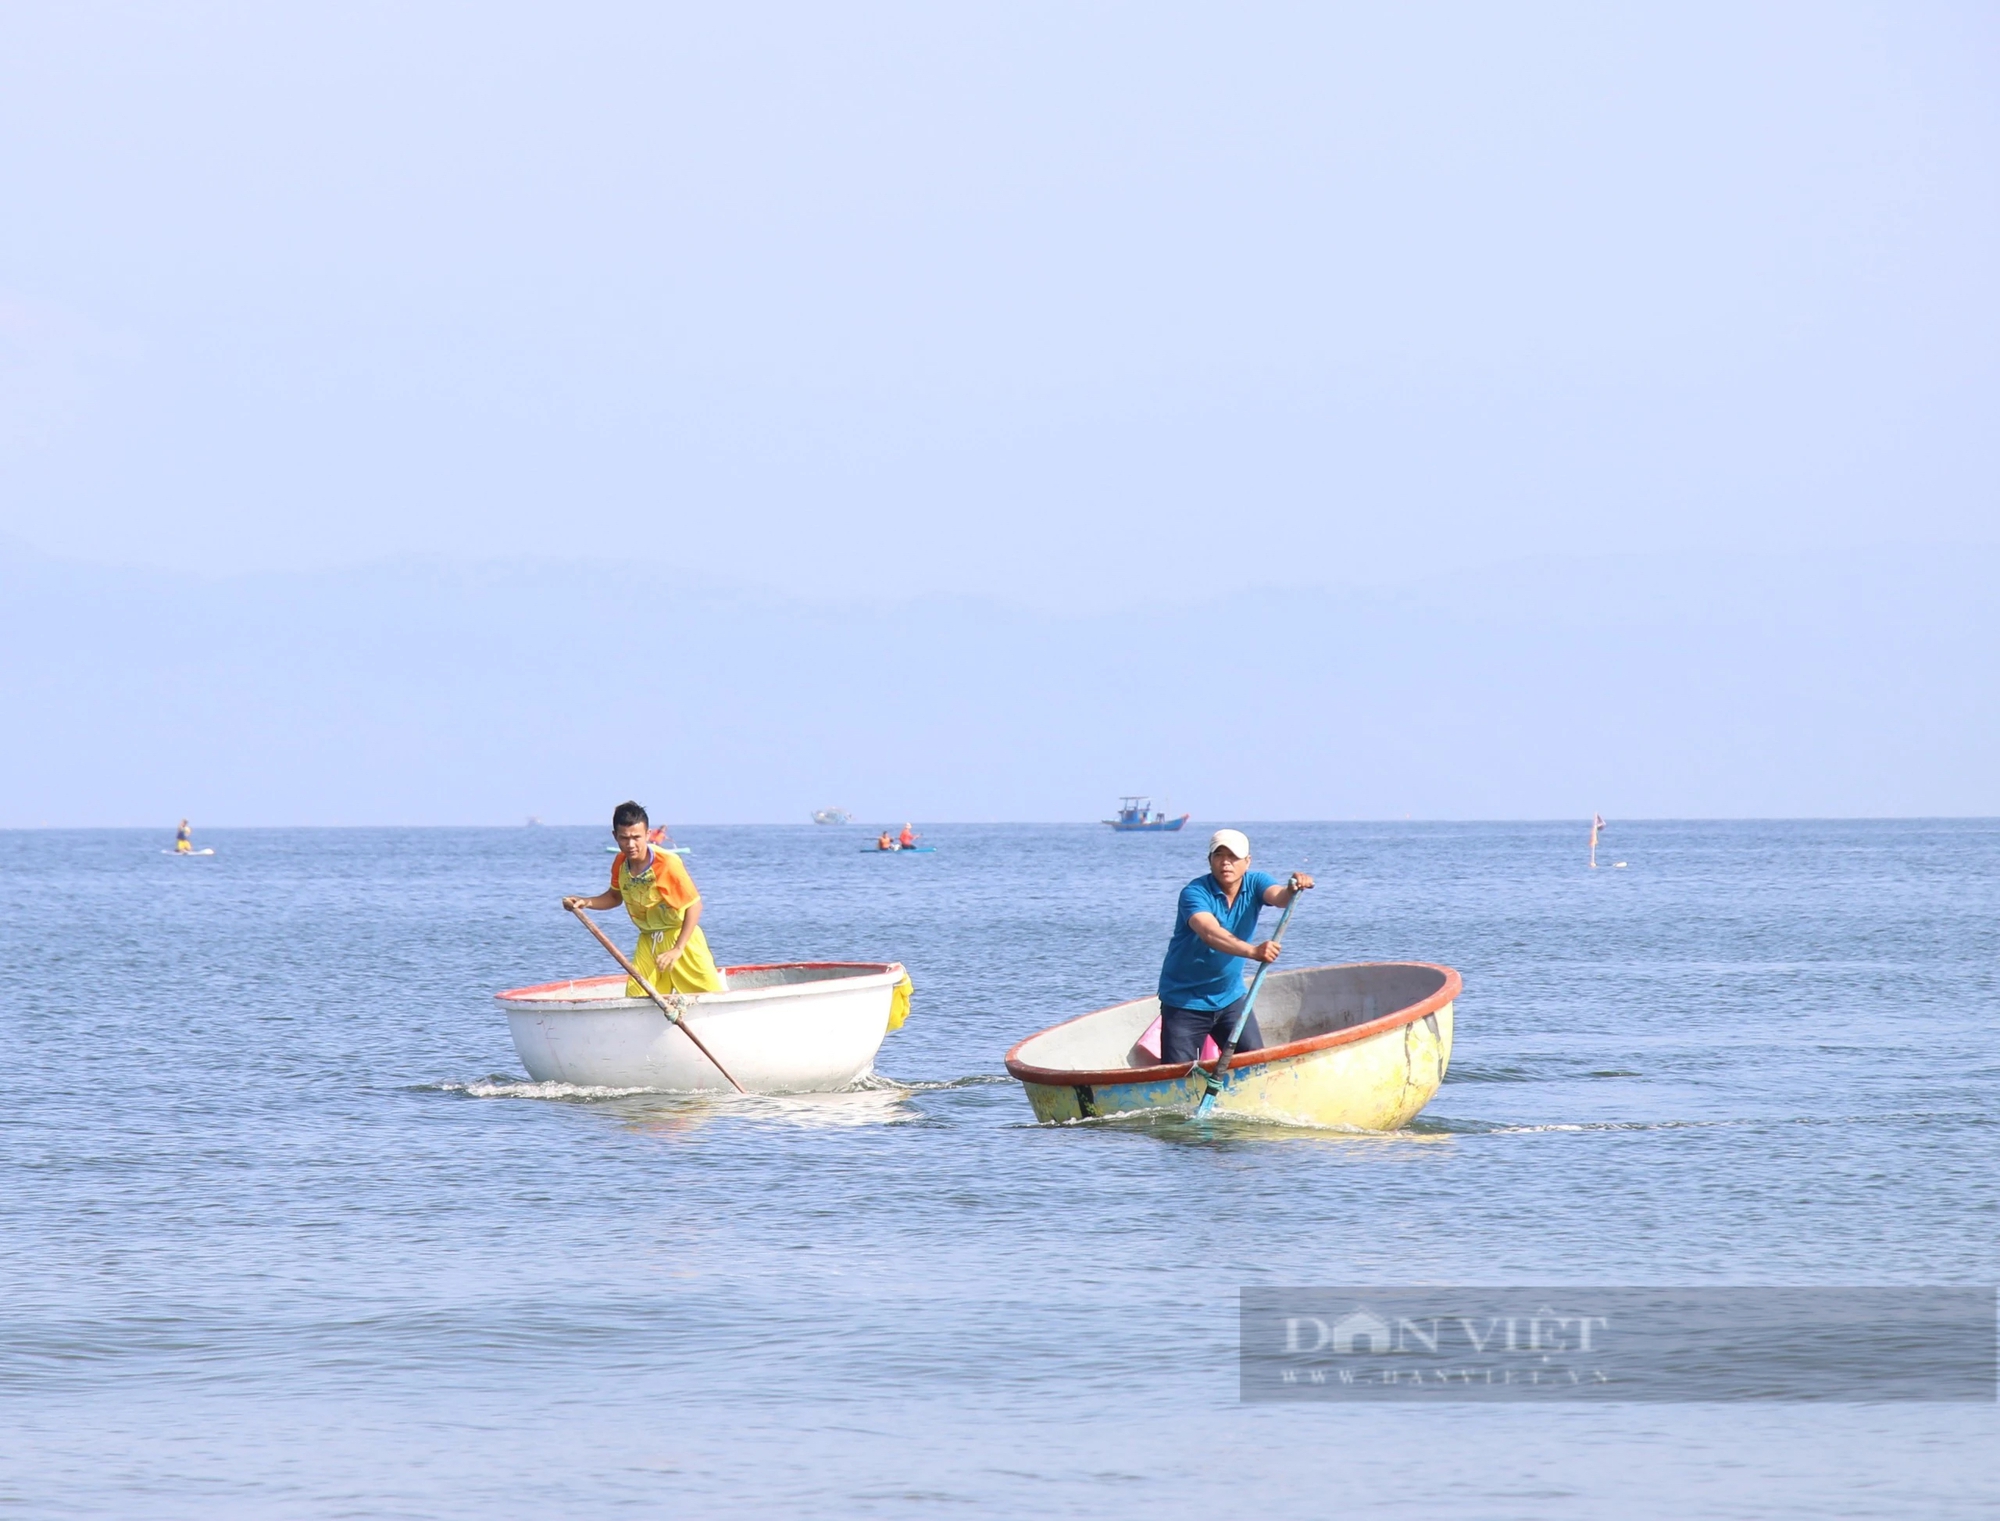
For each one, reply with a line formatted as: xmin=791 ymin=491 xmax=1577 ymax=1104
xmin=1 ymin=821 xmax=1995 ymax=1517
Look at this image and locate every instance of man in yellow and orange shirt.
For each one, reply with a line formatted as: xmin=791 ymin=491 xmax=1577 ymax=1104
xmin=562 ymin=800 xmax=727 ymax=997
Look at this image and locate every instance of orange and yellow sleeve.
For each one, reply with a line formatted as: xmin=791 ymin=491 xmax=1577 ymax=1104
xmin=657 ymin=854 xmax=701 ymax=911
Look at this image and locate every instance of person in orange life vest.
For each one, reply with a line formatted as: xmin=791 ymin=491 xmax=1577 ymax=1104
xmin=898 ymin=823 xmax=918 ymax=848
xmin=562 ymin=801 xmax=726 ymax=996
xmin=877 ymin=830 xmax=896 ymax=851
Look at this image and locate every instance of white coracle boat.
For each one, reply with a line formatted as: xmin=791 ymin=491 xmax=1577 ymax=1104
xmin=495 ymin=962 xmax=910 ymax=1093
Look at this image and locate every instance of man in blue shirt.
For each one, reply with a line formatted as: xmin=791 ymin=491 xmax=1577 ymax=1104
xmin=1156 ymin=829 xmax=1313 ymax=1064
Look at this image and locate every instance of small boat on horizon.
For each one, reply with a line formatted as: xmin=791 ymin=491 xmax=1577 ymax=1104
xmin=1004 ymin=961 xmax=1459 ymax=1128
xmin=812 ymin=808 xmax=852 ymax=826
xmin=496 ymin=962 xmax=911 ymax=1093
xmin=1104 ymin=796 xmax=1189 ymax=831
xmin=604 ymin=825 xmax=688 ymax=856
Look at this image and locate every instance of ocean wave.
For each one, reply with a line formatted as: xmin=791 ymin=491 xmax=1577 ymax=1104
xmin=1410 ymin=1110 xmax=1994 ymax=1136
xmin=424 ymin=1078 xmax=662 ymax=1101
xmin=864 ymin=1072 xmax=1013 ymax=1092
xmin=417 ymin=1075 xmax=936 ymax=1127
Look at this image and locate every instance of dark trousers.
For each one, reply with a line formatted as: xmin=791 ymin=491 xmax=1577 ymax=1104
xmin=1160 ymin=995 xmax=1262 ymax=1064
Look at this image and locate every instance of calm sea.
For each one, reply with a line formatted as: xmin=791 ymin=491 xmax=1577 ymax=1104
xmin=2 ymin=821 xmax=1995 ymax=1517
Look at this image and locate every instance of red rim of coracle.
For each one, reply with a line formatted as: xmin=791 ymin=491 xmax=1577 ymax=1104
xmin=1002 ymin=961 xmax=1462 ymax=1089
xmin=495 ymin=962 xmax=903 ymax=1002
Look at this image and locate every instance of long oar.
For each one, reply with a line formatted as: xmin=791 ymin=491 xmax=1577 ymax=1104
xmin=1193 ymin=883 xmax=1308 ymax=1117
xmin=567 ymin=905 xmax=747 ymax=1094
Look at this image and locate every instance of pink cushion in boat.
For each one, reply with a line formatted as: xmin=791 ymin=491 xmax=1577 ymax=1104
xmin=1137 ymin=1015 xmax=1218 ymax=1063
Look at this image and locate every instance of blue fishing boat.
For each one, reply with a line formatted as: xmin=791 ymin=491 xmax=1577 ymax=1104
xmin=1104 ymin=796 xmax=1189 ymax=832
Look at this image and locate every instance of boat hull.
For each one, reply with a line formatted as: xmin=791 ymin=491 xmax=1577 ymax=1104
xmin=1104 ymin=815 xmax=1190 ymax=831
xmin=495 ymin=963 xmax=904 ymax=1093
xmin=1004 ymin=962 xmax=1458 ymax=1129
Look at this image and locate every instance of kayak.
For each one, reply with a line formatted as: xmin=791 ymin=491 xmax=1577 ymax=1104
xmin=861 ymin=846 xmax=935 ymax=854
xmin=495 ymin=962 xmax=908 ymax=1093
xmin=1003 ymin=961 xmax=1459 ymax=1129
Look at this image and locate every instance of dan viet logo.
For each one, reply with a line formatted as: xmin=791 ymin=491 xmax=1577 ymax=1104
xmin=1240 ymin=1286 xmax=1998 ymax=1403
xmin=1287 ymin=1305 xmax=1608 ymax=1356
xmin=1275 ymin=1303 xmax=1612 ymax=1387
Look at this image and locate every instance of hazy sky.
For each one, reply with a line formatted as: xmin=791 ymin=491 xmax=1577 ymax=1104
xmin=5 ymin=3 xmax=1996 ymax=593
xmin=2 ymin=4 xmax=1995 ymax=821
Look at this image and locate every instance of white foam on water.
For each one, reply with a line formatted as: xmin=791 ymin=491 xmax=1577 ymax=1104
xmin=1458 ymin=1116 xmax=1776 ymax=1136
xmin=420 ymin=1076 xmax=929 ymax=1127
xmin=430 ymin=1079 xmax=662 ymax=1101
xmin=869 ymin=1072 xmax=1012 ymax=1092
xmin=723 ymin=1087 xmax=924 ymax=1128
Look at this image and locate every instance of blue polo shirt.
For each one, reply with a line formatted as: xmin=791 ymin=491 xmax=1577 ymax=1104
xmin=1157 ymin=870 xmax=1280 ymax=1012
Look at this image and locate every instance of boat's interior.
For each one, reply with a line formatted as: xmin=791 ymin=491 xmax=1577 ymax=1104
xmin=1011 ymin=963 xmax=1451 ymax=1074
xmin=502 ymin=963 xmax=892 ymax=1006
xmin=720 ymin=964 xmax=889 ymax=991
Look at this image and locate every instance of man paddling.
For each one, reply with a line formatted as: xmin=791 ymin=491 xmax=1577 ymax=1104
xmin=562 ymin=801 xmax=726 ymax=998
xmin=1156 ymin=829 xmax=1312 ymax=1064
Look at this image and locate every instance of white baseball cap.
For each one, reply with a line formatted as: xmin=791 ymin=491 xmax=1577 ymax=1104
xmin=1208 ymin=829 xmax=1251 ymax=859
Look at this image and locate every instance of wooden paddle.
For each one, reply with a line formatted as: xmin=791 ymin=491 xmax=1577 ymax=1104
xmin=1193 ymin=879 xmax=1309 ymax=1118
xmin=566 ymin=904 xmax=747 ymax=1094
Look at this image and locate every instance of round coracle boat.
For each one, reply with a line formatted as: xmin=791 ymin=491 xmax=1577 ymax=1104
xmin=495 ymin=962 xmax=908 ymax=1093
xmin=1003 ymin=961 xmax=1459 ymax=1129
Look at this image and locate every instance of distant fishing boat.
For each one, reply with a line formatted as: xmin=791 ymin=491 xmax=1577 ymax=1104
xmin=1104 ymin=796 xmax=1189 ymax=831
xmin=603 ymin=826 xmax=688 ymax=856
xmin=496 ymin=962 xmax=910 ymax=1093
xmin=812 ymin=808 xmax=853 ymax=826
xmin=1004 ymin=962 xmax=1459 ymax=1128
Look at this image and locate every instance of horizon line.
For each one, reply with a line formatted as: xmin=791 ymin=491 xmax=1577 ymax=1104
xmin=5 ymin=816 xmax=1997 ymax=831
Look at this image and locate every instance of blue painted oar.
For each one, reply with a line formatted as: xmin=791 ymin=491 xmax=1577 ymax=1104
xmin=1193 ymin=880 xmax=1309 ymax=1117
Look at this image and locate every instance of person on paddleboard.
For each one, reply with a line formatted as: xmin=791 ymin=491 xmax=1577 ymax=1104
xmin=174 ymin=819 xmax=193 ymax=855
xmin=1155 ymin=829 xmax=1312 ymax=1064
xmin=898 ymin=823 xmax=918 ymax=848
xmin=562 ymin=801 xmax=726 ymax=998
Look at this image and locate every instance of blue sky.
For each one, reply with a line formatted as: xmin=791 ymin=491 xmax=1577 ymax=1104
xmin=2 ymin=4 xmax=1995 ymax=822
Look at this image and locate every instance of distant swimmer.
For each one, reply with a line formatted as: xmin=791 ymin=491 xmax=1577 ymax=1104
xmin=877 ymin=830 xmax=897 ymax=852
xmin=899 ymin=823 xmax=918 ymax=849
xmin=174 ymin=819 xmax=193 ymax=855
xmin=562 ymin=801 xmax=726 ymax=998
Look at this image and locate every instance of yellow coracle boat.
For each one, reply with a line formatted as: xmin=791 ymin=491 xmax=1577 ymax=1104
xmin=1003 ymin=962 xmax=1460 ymax=1129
